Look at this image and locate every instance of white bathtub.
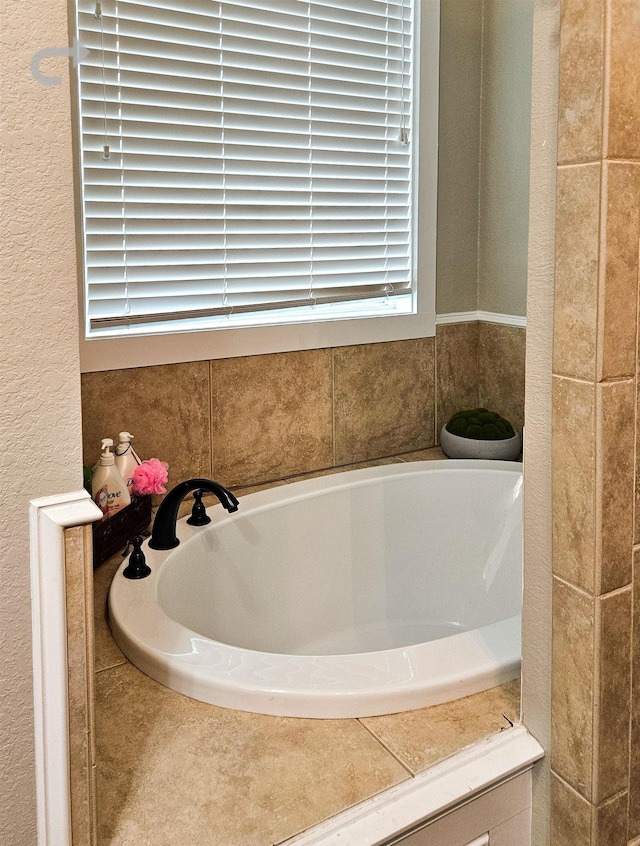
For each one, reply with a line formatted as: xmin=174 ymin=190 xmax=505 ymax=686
xmin=109 ymin=460 xmax=522 ymax=718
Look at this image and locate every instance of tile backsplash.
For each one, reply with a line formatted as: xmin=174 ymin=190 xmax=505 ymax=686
xmin=81 ymin=322 xmax=525 ymax=490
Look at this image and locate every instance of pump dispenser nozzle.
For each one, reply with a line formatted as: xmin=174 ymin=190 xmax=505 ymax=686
xmin=114 ymin=431 xmax=141 ymax=488
xmin=100 ymin=438 xmax=115 ymax=464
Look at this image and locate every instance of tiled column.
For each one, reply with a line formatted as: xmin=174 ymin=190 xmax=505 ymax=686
xmin=65 ymin=525 xmax=98 ymax=846
xmin=551 ymin=0 xmax=640 ymax=841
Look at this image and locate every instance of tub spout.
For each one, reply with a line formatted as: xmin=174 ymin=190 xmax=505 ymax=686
xmin=148 ymin=478 xmax=239 ymax=550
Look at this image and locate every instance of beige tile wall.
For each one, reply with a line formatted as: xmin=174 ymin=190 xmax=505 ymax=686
xmin=435 ymin=322 xmax=480 ymax=434
xmin=81 ymin=325 xmax=525 ymax=491
xmin=552 ymin=0 xmax=640 ymax=840
xmin=64 ymin=525 xmax=97 ymax=846
xmin=478 ymin=322 xmax=527 ymax=434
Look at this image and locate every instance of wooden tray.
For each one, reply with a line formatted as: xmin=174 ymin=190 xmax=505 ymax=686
xmin=92 ymin=495 xmax=152 ymax=568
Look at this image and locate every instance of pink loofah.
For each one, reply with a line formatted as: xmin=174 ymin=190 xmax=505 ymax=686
xmin=131 ymin=458 xmax=169 ymax=496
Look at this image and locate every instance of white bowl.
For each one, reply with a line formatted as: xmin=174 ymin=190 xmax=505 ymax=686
xmin=440 ymin=424 xmax=522 ymax=460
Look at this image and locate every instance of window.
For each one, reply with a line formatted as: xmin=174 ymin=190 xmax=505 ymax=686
xmin=74 ymin=0 xmax=438 ymax=370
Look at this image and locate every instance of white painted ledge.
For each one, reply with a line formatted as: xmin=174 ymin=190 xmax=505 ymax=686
xmin=30 ymin=490 xmax=102 ymax=846
xmin=284 ymin=725 xmax=543 ymax=846
xmin=436 ymin=311 xmax=527 ymax=328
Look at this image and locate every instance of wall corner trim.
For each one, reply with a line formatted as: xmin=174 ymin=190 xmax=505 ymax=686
xmin=29 ymin=490 xmax=102 ymax=846
xmin=436 ymin=311 xmax=527 ymax=328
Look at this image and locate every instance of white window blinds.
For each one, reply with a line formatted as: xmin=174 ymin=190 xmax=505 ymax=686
xmin=76 ymin=0 xmax=415 ymax=337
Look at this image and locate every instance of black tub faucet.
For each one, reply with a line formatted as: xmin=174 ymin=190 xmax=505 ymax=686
xmin=148 ymin=478 xmax=239 ymax=550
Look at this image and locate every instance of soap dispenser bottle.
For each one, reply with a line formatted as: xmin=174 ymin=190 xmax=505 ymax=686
xmin=114 ymin=431 xmax=141 ymax=492
xmin=91 ymin=438 xmax=131 ymax=519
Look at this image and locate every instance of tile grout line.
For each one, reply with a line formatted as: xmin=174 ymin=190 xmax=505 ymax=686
xmin=208 ymin=359 xmax=214 ymax=477
xmin=83 ymin=526 xmax=99 ymax=846
xmin=598 ymin=787 xmax=629 ymax=806
xmin=629 ymin=206 xmax=640 ymax=838
xmin=593 ymin=158 xmax=606 ymax=607
xmin=551 ymin=768 xmax=591 ymax=804
xmin=630 ymin=418 xmax=640 ymax=827
xmin=433 ymin=329 xmax=439 ymax=444
xmin=95 ymin=659 xmax=127 ymax=675
xmin=551 ymin=768 xmax=629 ymax=813
xmin=552 ymin=372 xmax=635 ymax=385
xmin=552 ymin=570 xmax=633 ymax=601
xmin=601 ymin=0 xmax=610 ymax=161
xmin=330 ymin=348 xmax=336 ymax=467
xmin=355 ymin=719 xmax=415 ymax=778
xmin=557 ymin=159 xmax=607 ymax=169
xmin=476 ymin=320 xmax=481 ymax=410
xmin=592 ymin=584 xmax=603 ymax=806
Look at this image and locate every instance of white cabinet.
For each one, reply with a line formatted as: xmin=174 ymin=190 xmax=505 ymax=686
xmin=380 ymin=771 xmax=531 ymax=846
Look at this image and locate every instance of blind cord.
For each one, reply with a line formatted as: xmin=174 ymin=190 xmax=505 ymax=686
xmin=219 ymin=3 xmax=229 ymax=314
xmin=307 ymin=0 xmax=315 ymax=307
xmin=115 ymin=0 xmax=130 ymax=324
xmin=95 ymin=0 xmax=110 ymax=159
xmin=400 ymin=0 xmax=409 ymax=146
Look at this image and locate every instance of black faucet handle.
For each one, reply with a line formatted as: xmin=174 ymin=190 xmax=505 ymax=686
xmin=187 ymin=489 xmax=212 ymax=526
xmin=123 ymin=536 xmax=151 ymax=580
xmin=149 ymin=478 xmax=239 ymax=550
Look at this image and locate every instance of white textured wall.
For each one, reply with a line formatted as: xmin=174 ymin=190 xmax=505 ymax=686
xmin=478 ymin=0 xmax=534 ymax=317
xmin=0 ymin=2 xmax=83 ymax=842
xmin=436 ymin=0 xmax=483 ymax=315
xmin=437 ymin=0 xmax=534 ymax=317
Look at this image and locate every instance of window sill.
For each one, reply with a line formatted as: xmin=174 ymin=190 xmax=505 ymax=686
xmin=80 ymin=309 xmax=436 ymax=372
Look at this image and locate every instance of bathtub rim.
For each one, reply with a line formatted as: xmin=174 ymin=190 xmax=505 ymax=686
xmin=109 ymin=459 xmax=523 ymax=719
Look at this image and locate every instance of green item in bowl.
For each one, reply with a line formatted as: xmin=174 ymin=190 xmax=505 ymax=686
xmin=445 ymin=408 xmax=516 ymax=441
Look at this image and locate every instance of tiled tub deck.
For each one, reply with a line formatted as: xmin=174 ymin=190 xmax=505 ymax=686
xmin=93 ymin=449 xmax=521 ymax=846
